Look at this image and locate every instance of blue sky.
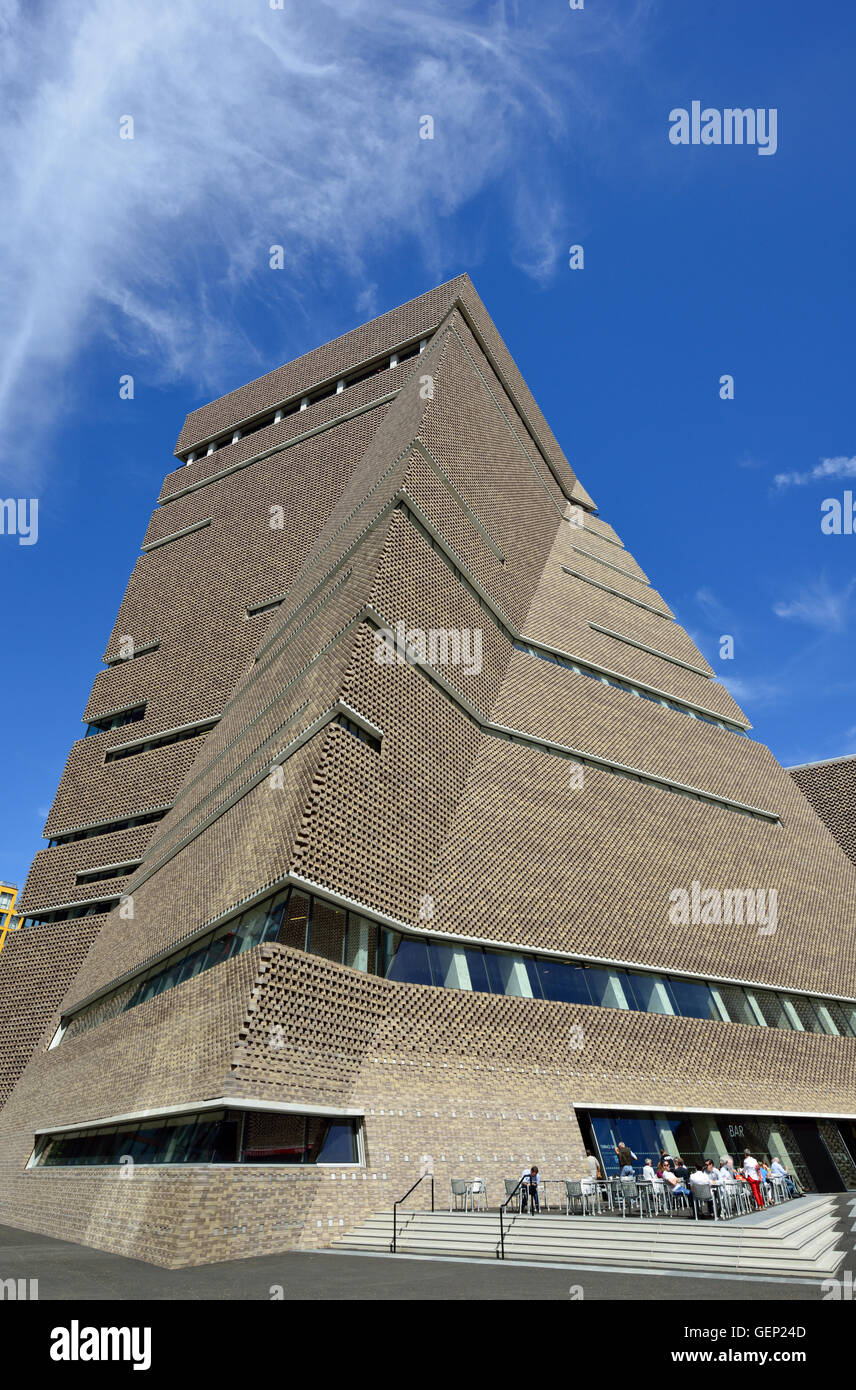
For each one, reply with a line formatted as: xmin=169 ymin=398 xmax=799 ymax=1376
xmin=0 ymin=0 xmax=853 ymax=894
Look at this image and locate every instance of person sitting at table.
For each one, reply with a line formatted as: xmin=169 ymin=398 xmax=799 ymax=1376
xmin=520 ymin=1165 xmax=540 ymax=1214
xmin=770 ymin=1156 xmax=797 ymax=1197
xmin=662 ymin=1160 xmax=690 ymax=1200
xmin=719 ymin=1156 xmax=736 ymax=1183
xmin=689 ymin=1163 xmax=715 ymax=1218
xmin=642 ymin=1159 xmax=657 ymax=1183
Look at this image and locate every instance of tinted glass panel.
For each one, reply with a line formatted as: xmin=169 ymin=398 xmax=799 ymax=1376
xmin=308 ymin=899 xmax=346 ymax=963
xmin=428 ymin=944 xmax=473 ymax=990
xmin=343 ymin=915 xmax=377 ymax=974
xmin=462 ymin=949 xmax=491 ymax=994
xmin=666 ymin=978 xmax=719 ymax=1021
xmin=628 ymin=973 xmax=674 ymax=1014
xmin=318 ymin=1122 xmax=358 ymax=1164
xmin=535 ymin=959 xmax=592 ymax=1004
xmin=485 ymin=953 xmax=535 ymax=998
xmin=716 ymin=984 xmax=758 ymax=1026
xmin=586 ymin=969 xmax=631 ymax=1010
xmin=385 ymin=938 xmax=433 ymax=986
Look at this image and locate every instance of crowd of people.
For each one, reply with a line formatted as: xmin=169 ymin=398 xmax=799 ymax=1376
xmin=578 ymin=1142 xmax=801 ymax=1216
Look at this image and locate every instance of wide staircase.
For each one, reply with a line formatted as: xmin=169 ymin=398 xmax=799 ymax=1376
xmin=333 ymin=1194 xmax=849 ymax=1278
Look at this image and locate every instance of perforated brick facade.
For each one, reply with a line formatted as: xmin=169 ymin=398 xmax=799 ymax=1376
xmin=1 ymin=277 xmax=855 ymax=1268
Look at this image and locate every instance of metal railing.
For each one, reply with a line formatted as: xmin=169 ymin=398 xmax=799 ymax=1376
xmin=498 ymin=1177 xmax=526 ymax=1260
xmin=390 ymin=1172 xmax=434 ymax=1253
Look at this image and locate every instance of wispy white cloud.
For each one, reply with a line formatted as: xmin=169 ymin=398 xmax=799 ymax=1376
xmin=719 ymin=675 xmax=785 ymax=707
xmin=0 ymin=0 xmax=650 ymax=484
xmin=773 ymin=576 xmax=856 ymax=632
xmin=774 ymin=455 xmax=856 ymax=488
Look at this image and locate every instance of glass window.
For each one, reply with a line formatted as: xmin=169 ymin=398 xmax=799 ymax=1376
xmin=462 ymin=948 xmax=491 ymax=994
xmin=485 ymin=952 xmax=536 ymax=998
xmin=343 ymin=915 xmax=377 ymax=974
xmin=428 ymin=944 xmax=473 ymax=990
xmin=261 ymin=890 xmax=291 ymax=943
xmin=384 ymin=937 xmax=433 ymax=987
xmin=786 ymin=995 xmax=826 ymax=1034
xmin=750 ymin=990 xmax=793 ymax=1030
xmin=628 ymin=972 xmax=675 ymax=1015
xmin=716 ymin=984 xmax=759 ymax=1026
xmin=318 ymin=1122 xmax=358 ymax=1164
xmin=586 ymin=969 xmax=631 ymax=1010
xmin=308 ymin=899 xmax=347 ymax=963
xmin=536 ymin=959 xmax=592 ymax=1004
xmin=277 ymin=892 xmax=310 ymax=952
xmin=666 ymin=977 xmax=720 ymax=1021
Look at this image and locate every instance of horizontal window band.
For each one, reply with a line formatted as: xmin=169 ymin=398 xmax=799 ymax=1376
xmin=141 ymin=518 xmax=211 ymax=552
xmin=175 ymin=330 xmax=431 ymax=461
xmin=513 ymin=641 xmax=748 ymax=733
xmin=566 ymin=542 xmax=650 ymax=587
xmin=102 ymin=641 xmax=160 ymax=667
xmin=55 ymin=881 xmax=856 ymax=1053
xmin=588 ymin=622 xmax=712 ymax=677
xmin=23 ymin=894 xmax=121 ymax=924
xmin=246 ymin=598 xmax=283 ymax=618
xmin=62 ymin=866 xmax=856 ymax=1024
xmin=84 ymin=703 xmax=146 ymax=736
xmin=45 ymin=807 xmax=171 ymax=846
xmin=104 ymin=717 xmax=218 ymax=763
xmin=561 ymin=565 xmax=674 ymax=619
xmin=34 ymin=1097 xmax=364 ymax=1138
xmin=75 ymin=861 xmax=142 ymax=886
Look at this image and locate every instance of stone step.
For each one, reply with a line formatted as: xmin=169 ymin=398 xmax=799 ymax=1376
xmin=332 ymin=1195 xmax=845 ymax=1277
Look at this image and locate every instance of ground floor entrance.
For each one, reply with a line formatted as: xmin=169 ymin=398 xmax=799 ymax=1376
xmin=577 ymin=1107 xmax=856 ymax=1193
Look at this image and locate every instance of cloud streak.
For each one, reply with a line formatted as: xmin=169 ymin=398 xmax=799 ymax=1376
xmin=774 ymin=455 xmax=856 ymax=488
xmin=0 ymin=0 xmax=649 ymax=483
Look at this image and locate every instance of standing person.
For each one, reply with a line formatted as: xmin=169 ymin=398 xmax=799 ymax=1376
xmin=520 ymin=1165 xmax=540 ymax=1214
xmin=614 ymin=1139 xmax=637 ymax=1172
xmin=743 ymin=1151 xmax=764 ymax=1209
xmin=586 ymin=1150 xmax=602 ymax=1182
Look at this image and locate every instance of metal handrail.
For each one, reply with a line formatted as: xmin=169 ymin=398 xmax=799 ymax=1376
xmin=498 ymin=1177 xmax=526 ymax=1260
xmin=390 ymin=1172 xmax=434 ymax=1253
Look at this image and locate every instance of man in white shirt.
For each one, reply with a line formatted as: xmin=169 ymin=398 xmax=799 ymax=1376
xmin=743 ymin=1151 xmax=764 ymax=1209
xmin=689 ymin=1164 xmax=715 ymax=1219
xmin=719 ymin=1156 xmax=735 ymax=1182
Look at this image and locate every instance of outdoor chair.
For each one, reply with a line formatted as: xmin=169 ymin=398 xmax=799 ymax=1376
xmin=690 ymin=1179 xmax=718 ymax=1221
xmin=617 ymin=1176 xmax=645 ymax=1218
xmin=470 ymin=1177 xmax=487 ymax=1211
xmin=565 ymin=1178 xmax=593 ymax=1216
xmin=450 ymin=1178 xmax=470 ymax=1212
xmin=504 ymin=1178 xmax=522 ymax=1212
xmin=663 ymin=1183 xmax=690 ymax=1216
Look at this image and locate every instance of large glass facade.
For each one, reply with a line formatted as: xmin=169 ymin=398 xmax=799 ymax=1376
xmin=59 ymin=884 xmax=856 ymax=1051
xmin=32 ymin=1109 xmax=360 ymax=1167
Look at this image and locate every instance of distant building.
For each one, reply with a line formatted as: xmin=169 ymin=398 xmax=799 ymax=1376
xmin=0 ymin=882 xmax=23 ymax=955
